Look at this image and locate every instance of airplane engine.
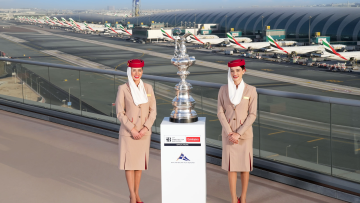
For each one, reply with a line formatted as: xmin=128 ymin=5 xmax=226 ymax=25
xmin=349 ymin=57 xmax=357 ymax=65
xmin=291 ymin=51 xmax=297 ymax=57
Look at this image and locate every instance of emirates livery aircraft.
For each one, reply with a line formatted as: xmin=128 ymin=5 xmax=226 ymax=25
xmin=267 ymin=35 xmax=345 ymax=56
xmin=322 ymin=40 xmax=359 ymax=62
xmin=61 ymin=17 xmax=73 ymax=27
xmin=84 ymin=22 xmax=108 ymax=32
xmin=160 ymin=28 xmax=174 ymax=41
xmin=226 ymin=33 xmax=282 ymax=50
xmin=187 ymin=31 xmax=252 ymax=45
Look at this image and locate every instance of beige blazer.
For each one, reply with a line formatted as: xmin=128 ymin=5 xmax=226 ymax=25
xmin=217 ymin=83 xmax=257 ymax=139
xmin=115 ymin=82 xmax=157 ymax=137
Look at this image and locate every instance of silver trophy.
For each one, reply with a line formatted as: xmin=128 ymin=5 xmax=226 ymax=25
xmin=170 ymin=28 xmax=198 ymax=123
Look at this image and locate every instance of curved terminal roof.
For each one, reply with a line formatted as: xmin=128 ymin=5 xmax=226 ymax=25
xmin=124 ymin=8 xmax=360 ymax=41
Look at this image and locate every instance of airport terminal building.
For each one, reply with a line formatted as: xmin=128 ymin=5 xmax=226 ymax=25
xmin=124 ymin=8 xmax=360 ymax=42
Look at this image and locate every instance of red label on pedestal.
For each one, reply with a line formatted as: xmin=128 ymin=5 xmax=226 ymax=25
xmin=186 ymin=137 xmax=200 ymax=142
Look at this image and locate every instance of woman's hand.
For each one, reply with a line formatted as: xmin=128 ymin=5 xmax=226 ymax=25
xmin=139 ymin=126 xmax=149 ymax=137
xmin=228 ymin=132 xmax=240 ymax=144
xmin=131 ymin=128 xmax=141 ymax=140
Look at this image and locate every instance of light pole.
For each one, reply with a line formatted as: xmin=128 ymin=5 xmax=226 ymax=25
xmin=225 ymin=15 xmax=227 ymax=36
xmin=313 ymin=146 xmax=318 ymax=164
xmin=194 ymin=14 xmax=197 ymax=34
xmin=309 ymin=16 xmax=312 ymax=45
xmin=286 ymin=145 xmax=291 ymax=157
xmin=181 ymin=21 xmax=182 ymax=28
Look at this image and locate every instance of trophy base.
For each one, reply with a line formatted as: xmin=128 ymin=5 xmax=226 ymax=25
xmin=169 ymin=117 xmax=198 ymax=123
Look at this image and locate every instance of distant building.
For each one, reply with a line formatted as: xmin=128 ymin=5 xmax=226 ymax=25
xmin=126 ymin=7 xmax=360 ymax=42
xmin=107 ymin=6 xmax=115 ymax=11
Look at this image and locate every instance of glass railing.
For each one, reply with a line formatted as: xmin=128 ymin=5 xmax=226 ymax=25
xmin=0 ymin=59 xmax=359 ymax=184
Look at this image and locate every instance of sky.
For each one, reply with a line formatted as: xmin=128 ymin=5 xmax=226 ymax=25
xmin=0 ymin=0 xmax=358 ymax=10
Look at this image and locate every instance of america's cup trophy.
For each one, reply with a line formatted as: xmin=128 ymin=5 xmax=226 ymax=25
xmin=170 ymin=28 xmax=198 ymax=123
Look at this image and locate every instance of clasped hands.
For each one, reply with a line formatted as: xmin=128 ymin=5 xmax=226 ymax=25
xmin=131 ymin=127 xmax=149 ymax=140
xmin=228 ymin=132 xmax=240 ymax=144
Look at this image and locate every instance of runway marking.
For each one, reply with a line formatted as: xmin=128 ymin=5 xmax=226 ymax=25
xmin=326 ymin=80 xmax=343 ymax=83
xmin=0 ymin=36 xmax=75 ymax=66
xmin=268 ymin=131 xmax=285 ymax=135
xmin=0 ymin=33 xmax=27 ymax=43
xmin=254 ymin=83 xmax=291 ymax=87
xmin=16 ymin=26 xmax=360 ymax=96
xmin=41 ymin=50 xmax=120 ymax=71
xmin=307 ymin=138 xmax=325 ymax=143
xmin=355 ymin=148 xmax=360 ymax=152
xmin=266 ymin=154 xmax=279 ymax=158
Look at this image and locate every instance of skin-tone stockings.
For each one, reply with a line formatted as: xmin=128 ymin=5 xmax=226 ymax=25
xmin=228 ymin=172 xmax=250 ymax=203
xmin=126 ymin=170 xmax=143 ymax=203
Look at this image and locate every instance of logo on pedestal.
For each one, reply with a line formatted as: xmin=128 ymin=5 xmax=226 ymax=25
xmin=177 ymin=153 xmax=190 ymax=161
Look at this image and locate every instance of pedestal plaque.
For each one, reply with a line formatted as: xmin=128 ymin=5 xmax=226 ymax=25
xmin=160 ymin=117 xmax=206 ymax=203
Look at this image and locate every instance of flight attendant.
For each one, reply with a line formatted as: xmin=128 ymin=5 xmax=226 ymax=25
xmin=217 ymin=59 xmax=257 ymax=203
xmin=116 ymin=59 xmax=157 ymax=203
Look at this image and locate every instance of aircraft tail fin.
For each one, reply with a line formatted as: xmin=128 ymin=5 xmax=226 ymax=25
xmin=161 ymin=28 xmax=174 ymax=40
xmin=267 ymin=35 xmax=289 ymax=54
xmin=322 ymin=40 xmax=348 ymax=60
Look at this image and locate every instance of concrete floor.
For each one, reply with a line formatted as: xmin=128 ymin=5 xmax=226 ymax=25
xmin=0 ymin=109 xmax=345 ymax=203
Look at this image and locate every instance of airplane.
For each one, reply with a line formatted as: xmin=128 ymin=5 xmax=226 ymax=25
xmin=69 ymin=18 xmax=87 ymax=31
xmin=105 ymin=24 xmax=122 ymax=34
xmin=45 ymin=16 xmax=59 ymax=26
xmin=53 ymin=17 xmax=67 ymax=27
xmin=266 ymin=35 xmax=346 ymax=57
xmin=187 ymin=31 xmax=252 ymax=45
xmin=84 ymin=22 xmax=108 ymax=32
xmin=160 ymin=28 xmax=174 ymax=41
xmin=61 ymin=17 xmax=73 ymax=27
xmin=116 ymin=24 xmax=132 ymax=36
xmin=226 ymin=33 xmax=278 ymax=50
xmin=322 ymin=40 xmax=359 ymax=63
xmin=70 ymin=21 xmax=84 ymax=31
xmin=186 ymin=31 xmax=225 ymax=45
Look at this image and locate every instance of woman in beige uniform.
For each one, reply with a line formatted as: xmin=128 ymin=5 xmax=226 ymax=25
xmin=217 ymin=59 xmax=257 ymax=203
xmin=115 ymin=59 xmax=157 ymax=203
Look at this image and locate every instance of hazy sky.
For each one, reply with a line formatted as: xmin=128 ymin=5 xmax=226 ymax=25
xmin=0 ymin=0 xmax=357 ymax=10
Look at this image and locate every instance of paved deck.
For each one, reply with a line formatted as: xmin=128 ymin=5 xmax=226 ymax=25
xmin=0 ymin=110 xmax=345 ymax=203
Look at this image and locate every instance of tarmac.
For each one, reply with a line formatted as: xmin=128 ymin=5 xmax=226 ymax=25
xmin=0 ymin=21 xmax=359 ymax=184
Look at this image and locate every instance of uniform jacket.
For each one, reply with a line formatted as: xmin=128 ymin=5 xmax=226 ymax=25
xmin=217 ymin=83 xmax=257 ymax=140
xmin=116 ymin=82 xmax=157 ymax=137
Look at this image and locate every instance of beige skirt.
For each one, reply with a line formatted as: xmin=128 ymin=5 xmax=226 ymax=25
xmin=119 ymin=134 xmax=151 ymax=170
xmin=221 ymin=135 xmax=253 ymax=172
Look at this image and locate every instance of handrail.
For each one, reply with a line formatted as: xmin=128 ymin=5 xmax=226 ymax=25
xmin=1 ymin=57 xmax=360 ymax=107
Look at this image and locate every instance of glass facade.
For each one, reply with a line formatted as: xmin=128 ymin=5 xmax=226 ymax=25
xmin=1 ymin=59 xmax=360 ymax=183
xmin=124 ymin=8 xmax=360 ymax=41
xmin=341 ymin=17 xmax=360 ymax=41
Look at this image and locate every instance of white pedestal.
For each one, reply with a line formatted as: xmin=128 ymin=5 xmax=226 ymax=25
xmin=160 ymin=117 xmax=206 ymax=203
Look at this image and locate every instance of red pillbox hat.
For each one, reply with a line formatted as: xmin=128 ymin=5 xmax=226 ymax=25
xmin=228 ymin=59 xmax=245 ymax=68
xmin=128 ymin=59 xmax=144 ymax=68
